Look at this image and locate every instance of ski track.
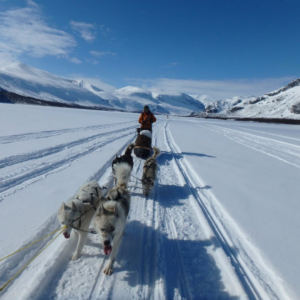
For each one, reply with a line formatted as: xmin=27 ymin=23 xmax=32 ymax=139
xmin=0 ymin=124 xmax=137 ymax=169
xmin=208 ymin=124 xmax=300 ymax=169
xmin=0 ymin=125 xmax=137 ymax=201
xmin=0 ymin=121 xmax=136 ymax=144
xmin=1 ymin=119 xmax=281 ymax=300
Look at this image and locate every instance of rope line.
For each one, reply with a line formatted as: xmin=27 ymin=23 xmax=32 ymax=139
xmin=0 ymin=226 xmax=66 ymax=262
xmin=0 ymin=226 xmax=66 ymax=292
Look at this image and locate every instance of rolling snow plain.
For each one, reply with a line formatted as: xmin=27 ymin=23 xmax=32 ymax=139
xmin=0 ymin=103 xmax=299 ymax=300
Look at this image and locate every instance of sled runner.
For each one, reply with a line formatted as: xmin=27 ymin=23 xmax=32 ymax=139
xmin=134 ymin=129 xmax=152 ymax=158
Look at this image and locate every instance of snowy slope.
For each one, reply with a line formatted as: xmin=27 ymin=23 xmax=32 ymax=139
xmin=196 ymin=78 xmax=300 ymax=119
xmin=0 ymin=63 xmax=205 ymax=115
xmin=0 ymin=104 xmax=299 ymax=300
xmin=113 ymin=86 xmax=205 ymax=115
xmin=0 ymin=63 xmax=111 ymax=108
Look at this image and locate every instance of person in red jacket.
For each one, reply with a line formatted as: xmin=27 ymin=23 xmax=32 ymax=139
xmin=138 ymin=105 xmax=156 ymax=132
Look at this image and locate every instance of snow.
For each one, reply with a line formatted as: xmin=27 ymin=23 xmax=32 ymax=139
xmin=0 ymin=103 xmax=299 ymax=299
xmin=0 ymin=63 xmax=205 ymax=115
xmin=197 ymin=79 xmax=300 ymax=119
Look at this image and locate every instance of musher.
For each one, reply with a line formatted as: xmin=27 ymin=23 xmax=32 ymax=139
xmin=138 ymin=105 xmax=156 ymax=133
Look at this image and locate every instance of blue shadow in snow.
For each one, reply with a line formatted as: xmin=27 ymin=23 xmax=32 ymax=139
xmin=116 ymin=220 xmax=240 ymax=300
xmin=158 ymin=151 xmax=215 ymax=163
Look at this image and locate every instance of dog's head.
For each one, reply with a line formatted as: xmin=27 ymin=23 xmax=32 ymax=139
xmin=57 ymin=201 xmax=81 ymax=239
xmin=93 ymin=200 xmax=122 ymax=255
xmin=112 ymin=155 xmax=123 ymax=165
xmin=142 ymin=178 xmax=154 ymax=197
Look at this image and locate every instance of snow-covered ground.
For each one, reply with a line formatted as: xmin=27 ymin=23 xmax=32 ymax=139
xmin=0 ymin=103 xmax=299 ymax=300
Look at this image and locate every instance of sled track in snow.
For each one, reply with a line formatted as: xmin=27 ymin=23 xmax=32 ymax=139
xmin=0 ymin=125 xmax=137 ymax=201
xmin=0 ymin=135 xmax=136 ymax=300
xmin=208 ymin=125 xmax=300 ymax=169
xmin=1 ymin=119 xmax=272 ymax=299
xmin=0 ymin=121 xmax=136 ymax=144
xmin=0 ymin=124 xmax=137 ymax=169
xmin=164 ymin=121 xmax=265 ymax=300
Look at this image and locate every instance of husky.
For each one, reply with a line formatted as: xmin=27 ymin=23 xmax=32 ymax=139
xmin=57 ymin=181 xmax=103 ymax=261
xmin=142 ymin=146 xmax=161 ymax=196
xmin=112 ymin=143 xmax=135 ymax=188
xmin=93 ymin=185 xmax=131 ymax=275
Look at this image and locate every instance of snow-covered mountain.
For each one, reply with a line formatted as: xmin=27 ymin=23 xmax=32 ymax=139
xmin=0 ymin=63 xmax=205 ymax=115
xmin=193 ymin=79 xmax=300 ymax=119
xmin=112 ymin=86 xmax=205 ymax=115
xmin=0 ymin=63 xmax=112 ymax=108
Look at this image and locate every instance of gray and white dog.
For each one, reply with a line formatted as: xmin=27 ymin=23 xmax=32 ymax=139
xmin=142 ymin=146 xmax=161 ymax=196
xmin=57 ymin=181 xmax=103 ymax=261
xmin=93 ymin=185 xmax=131 ymax=275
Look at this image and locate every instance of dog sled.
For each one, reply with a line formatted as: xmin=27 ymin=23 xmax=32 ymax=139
xmin=134 ymin=128 xmax=152 ymax=158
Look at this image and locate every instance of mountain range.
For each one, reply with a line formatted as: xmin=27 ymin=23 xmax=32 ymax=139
xmin=0 ymin=63 xmax=205 ymax=115
xmin=192 ymin=79 xmax=300 ymax=120
xmin=1 ymin=63 xmax=299 ymax=120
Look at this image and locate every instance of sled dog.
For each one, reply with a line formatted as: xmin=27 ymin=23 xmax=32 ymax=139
xmin=142 ymin=146 xmax=161 ymax=196
xmin=112 ymin=143 xmax=135 ymax=188
xmin=57 ymin=181 xmax=103 ymax=261
xmin=93 ymin=185 xmax=131 ymax=275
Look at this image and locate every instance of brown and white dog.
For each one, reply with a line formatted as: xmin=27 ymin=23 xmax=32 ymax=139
xmin=141 ymin=146 xmax=161 ymax=196
xmin=112 ymin=143 xmax=135 ymax=188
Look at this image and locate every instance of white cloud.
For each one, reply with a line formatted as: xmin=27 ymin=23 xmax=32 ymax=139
xmin=126 ymin=77 xmax=296 ymax=100
xmin=70 ymin=21 xmax=96 ymax=41
xmin=90 ymin=51 xmax=117 ymax=57
xmin=0 ymin=4 xmax=76 ymax=66
xmin=69 ymin=57 xmax=82 ymax=64
xmin=26 ymin=0 xmax=38 ymax=7
xmin=162 ymin=62 xmax=179 ymax=68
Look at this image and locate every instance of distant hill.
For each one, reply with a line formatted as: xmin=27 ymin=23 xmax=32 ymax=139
xmin=0 ymin=63 xmax=205 ymax=115
xmin=191 ymin=79 xmax=300 ymax=120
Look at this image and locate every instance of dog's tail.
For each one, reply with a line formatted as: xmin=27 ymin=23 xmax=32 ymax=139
xmin=151 ymin=146 xmax=161 ymax=159
xmin=114 ymin=163 xmax=132 ymax=188
xmin=124 ymin=143 xmax=135 ymax=156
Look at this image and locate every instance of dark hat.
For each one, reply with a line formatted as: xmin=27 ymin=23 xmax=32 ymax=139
xmin=144 ymin=105 xmax=149 ymax=111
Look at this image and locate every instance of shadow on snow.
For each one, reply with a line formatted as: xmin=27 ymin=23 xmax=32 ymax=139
xmin=117 ymin=220 xmax=239 ymax=300
xmin=158 ymin=151 xmax=216 ymax=163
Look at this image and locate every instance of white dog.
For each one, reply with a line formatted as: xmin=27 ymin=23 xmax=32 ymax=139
xmin=93 ymin=185 xmax=131 ymax=275
xmin=57 ymin=181 xmax=103 ymax=261
xmin=142 ymin=146 xmax=161 ymax=196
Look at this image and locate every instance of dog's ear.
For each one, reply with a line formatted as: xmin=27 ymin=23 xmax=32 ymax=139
xmin=112 ymin=203 xmax=118 ymax=217
xmin=142 ymin=179 xmax=148 ymax=185
xmin=150 ymin=179 xmax=154 ymax=186
xmin=96 ymin=203 xmax=102 ymax=216
xmin=59 ymin=202 xmax=66 ymax=212
xmin=97 ymin=202 xmax=105 ymax=216
xmin=71 ymin=201 xmax=77 ymax=212
xmin=117 ymin=186 xmax=124 ymax=194
xmin=97 ymin=202 xmax=110 ymax=216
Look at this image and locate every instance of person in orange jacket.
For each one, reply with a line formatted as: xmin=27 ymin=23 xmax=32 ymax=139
xmin=138 ymin=105 xmax=156 ymax=132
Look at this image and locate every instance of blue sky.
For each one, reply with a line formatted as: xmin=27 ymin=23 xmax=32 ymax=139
xmin=0 ymin=0 xmax=299 ymax=99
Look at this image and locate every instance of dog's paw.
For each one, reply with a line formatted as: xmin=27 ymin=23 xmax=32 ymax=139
xmin=71 ymin=253 xmax=79 ymax=261
xmin=103 ymin=265 xmax=113 ymax=275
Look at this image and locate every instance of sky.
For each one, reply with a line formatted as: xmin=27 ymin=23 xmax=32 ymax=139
xmin=0 ymin=0 xmax=300 ymax=100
